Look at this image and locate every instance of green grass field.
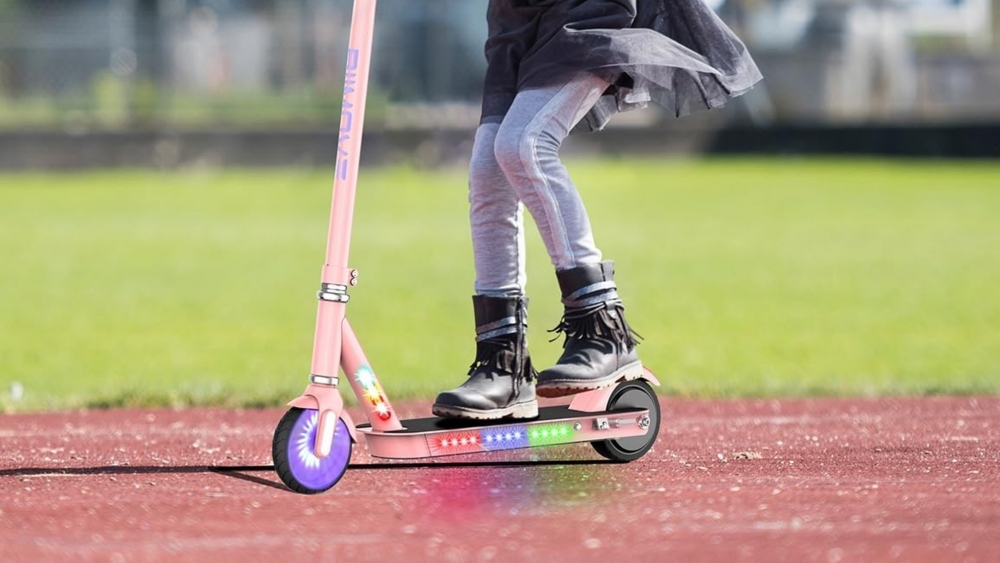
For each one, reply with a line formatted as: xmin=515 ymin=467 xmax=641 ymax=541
xmin=2 ymin=158 xmax=999 ymax=412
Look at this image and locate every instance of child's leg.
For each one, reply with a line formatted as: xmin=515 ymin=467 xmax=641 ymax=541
xmin=493 ymin=73 xmax=611 ymax=271
xmin=494 ymin=73 xmax=643 ymax=396
xmin=430 ymin=123 xmax=538 ymax=421
xmin=468 ymin=123 xmax=526 ymax=297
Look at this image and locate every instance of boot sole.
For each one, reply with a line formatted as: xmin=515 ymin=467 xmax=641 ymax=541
xmin=535 ymin=361 xmax=644 ymax=398
xmin=431 ymin=400 xmax=539 ymax=421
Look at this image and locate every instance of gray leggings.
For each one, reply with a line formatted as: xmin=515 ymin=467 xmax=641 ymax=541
xmin=471 ymin=73 xmax=611 ymax=297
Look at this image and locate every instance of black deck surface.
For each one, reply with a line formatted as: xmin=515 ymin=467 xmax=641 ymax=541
xmin=357 ymin=405 xmax=645 ymax=434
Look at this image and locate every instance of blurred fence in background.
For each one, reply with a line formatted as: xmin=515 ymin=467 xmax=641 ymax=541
xmin=0 ymin=0 xmax=490 ymax=131
xmin=1 ymin=0 xmax=998 ymax=133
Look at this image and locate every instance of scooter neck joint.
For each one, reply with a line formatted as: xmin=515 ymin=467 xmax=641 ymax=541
xmin=310 ymin=374 xmax=340 ymax=387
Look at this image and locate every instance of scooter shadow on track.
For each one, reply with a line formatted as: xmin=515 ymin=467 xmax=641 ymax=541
xmin=1 ymin=459 xmax=611 ymax=478
xmin=0 ymin=459 xmax=616 ymax=493
xmin=213 ymin=458 xmax=617 ymax=491
xmin=0 ymin=465 xmax=270 ymax=477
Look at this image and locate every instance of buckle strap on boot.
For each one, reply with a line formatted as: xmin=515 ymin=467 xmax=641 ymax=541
xmin=468 ymin=296 xmax=536 ymax=385
xmin=562 ymin=281 xmax=618 ymax=308
xmin=476 ymin=315 xmax=524 ymax=341
xmin=472 ymin=294 xmax=527 ymax=341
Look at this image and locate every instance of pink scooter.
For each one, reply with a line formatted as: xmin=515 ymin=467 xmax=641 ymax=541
xmin=271 ymin=0 xmax=661 ymax=495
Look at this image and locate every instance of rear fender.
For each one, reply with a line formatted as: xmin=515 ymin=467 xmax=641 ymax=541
xmin=568 ymin=366 xmax=661 ymax=413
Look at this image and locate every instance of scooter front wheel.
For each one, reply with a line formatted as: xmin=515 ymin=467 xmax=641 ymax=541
xmin=272 ymin=407 xmax=352 ymax=494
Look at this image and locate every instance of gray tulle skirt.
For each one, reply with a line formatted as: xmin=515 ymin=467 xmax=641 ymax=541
xmin=481 ymin=0 xmax=763 ymax=131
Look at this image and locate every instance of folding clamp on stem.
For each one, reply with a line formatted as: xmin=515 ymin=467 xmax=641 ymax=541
xmin=310 ymin=374 xmax=339 ymax=387
xmin=318 ymin=283 xmax=350 ymax=303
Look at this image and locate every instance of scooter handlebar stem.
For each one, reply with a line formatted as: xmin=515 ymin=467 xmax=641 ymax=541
xmin=311 ymin=0 xmax=378 ymax=380
xmin=303 ymin=0 xmax=403 ymax=436
xmin=323 ymin=0 xmax=377 ymax=281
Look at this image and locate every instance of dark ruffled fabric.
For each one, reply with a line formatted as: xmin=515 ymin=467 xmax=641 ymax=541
xmin=481 ymin=0 xmax=763 ymax=131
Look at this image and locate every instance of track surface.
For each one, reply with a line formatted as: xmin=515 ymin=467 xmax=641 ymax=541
xmin=2 ymin=397 xmax=998 ymax=562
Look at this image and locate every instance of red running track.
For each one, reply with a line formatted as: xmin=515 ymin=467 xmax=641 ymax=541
xmin=1 ymin=397 xmax=998 ymax=562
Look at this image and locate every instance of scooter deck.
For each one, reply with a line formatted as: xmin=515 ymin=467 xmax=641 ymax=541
xmin=356 ymin=405 xmax=651 ymax=459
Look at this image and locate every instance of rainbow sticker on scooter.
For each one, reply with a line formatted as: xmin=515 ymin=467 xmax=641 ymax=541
xmin=355 ymin=365 xmax=391 ymax=421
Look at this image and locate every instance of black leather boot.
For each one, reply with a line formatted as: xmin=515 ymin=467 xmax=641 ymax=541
xmin=536 ymin=261 xmax=643 ymax=398
xmin=432 ymin=295 xmax=538 ymax=420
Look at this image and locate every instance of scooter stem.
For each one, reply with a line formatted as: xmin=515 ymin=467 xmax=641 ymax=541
xmin=310 ymin=0 xmax=378 ymax=381
xmin=324 ymin=0 xmax=376 ymax=279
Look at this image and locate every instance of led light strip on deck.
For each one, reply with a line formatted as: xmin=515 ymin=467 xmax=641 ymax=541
xmin=429 ymin=422 xmax=579 ymax=455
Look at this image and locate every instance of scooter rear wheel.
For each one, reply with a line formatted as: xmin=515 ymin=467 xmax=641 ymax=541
xmin=591 ymin=379 xmax=660 ymax=462
xmin=272 ymin=407 xmax=352 ymax=494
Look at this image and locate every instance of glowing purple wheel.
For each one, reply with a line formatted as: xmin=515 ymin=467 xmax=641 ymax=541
xmin=272 ymin=407 xmax=352 ymax=494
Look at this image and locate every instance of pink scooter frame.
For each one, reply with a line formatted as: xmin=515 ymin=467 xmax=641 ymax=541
xmin=284 ymin=0 xmax=659 ymax=463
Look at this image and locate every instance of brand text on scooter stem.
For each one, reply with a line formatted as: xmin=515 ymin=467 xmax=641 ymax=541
xmin=337 ymin=48 xmax=360 ymax=181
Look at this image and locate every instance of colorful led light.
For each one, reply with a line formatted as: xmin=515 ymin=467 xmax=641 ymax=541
xmin=427 ymin=421 xmax=582 ymax=457
xmin=429 ymin=429 xmax=481 ymax=456
xmin=481 ymin=425 xmax=530 ymax=452
xmin=355 ymin=365 xmax=393 ymax=421
xmin=526 ymin=423 xmax=576 ymax=446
